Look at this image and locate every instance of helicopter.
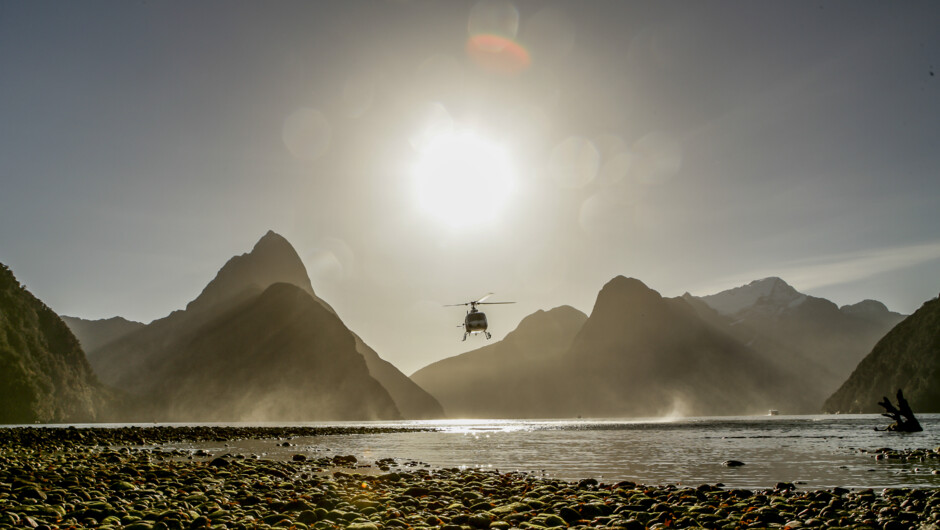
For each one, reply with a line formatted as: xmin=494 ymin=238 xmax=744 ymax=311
xmin=446 ymin=293 xmax=515 ymax=341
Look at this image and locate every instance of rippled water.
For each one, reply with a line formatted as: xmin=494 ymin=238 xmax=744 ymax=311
xmin=152 ymin=414 xmax=940 ymax=490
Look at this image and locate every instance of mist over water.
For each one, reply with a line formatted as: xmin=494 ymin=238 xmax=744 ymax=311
xmin=126 ymin=415 xmax=940 ymax=490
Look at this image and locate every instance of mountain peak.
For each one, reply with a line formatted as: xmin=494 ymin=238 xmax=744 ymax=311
xmin=600 ymin=275 xmax=659 ymax=298
xmin=589 ymin=276 xmax=665 ymax=320
xmin=255 ymin=230 xmax=290 ymax=249
xmin=185 ymin=231 xmax=315 ymax=314
xmin=840 ymin=299 xmax=903 ymax=321
xmin=698 ymin=276 xmax=804 ymax=316
xmin=507 ymin=305 xmax=588 ymax=342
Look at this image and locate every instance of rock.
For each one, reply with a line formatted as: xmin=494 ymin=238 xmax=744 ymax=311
xmin=578 ymin=478 xmax=599 ymax=488
xmin=332 ymin=455 xmax=358 ymax=466
xmin=284 ymin=500 xmax=314 ymax=512
xmin=208 ymin=457 xmax=230 ymax=468
xmin=559 ymin=507 xmax=581 ymax=523
xmin=347 ymin=523 xmax=379 ymax=530
xmin=403 ymin=486 xmax=430 ymax=497
xmin=468 ymin=513 xmax=492 ymax=528
xmin=17 ymin=486 xmax=47 ymax=500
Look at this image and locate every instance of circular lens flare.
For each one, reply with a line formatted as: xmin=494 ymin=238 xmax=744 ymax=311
xmin=413 ymin=131 xmax=515 ymax=229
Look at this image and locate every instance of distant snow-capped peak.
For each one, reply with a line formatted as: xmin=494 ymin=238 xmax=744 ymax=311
xmin=698 ymin=277 xmax=805 ymax=316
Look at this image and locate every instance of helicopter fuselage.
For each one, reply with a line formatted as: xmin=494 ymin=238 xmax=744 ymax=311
xmin=464 ymin=309 xmax=488 ymax=334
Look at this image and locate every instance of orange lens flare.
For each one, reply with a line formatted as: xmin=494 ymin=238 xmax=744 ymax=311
xmin=466 ymin=34 xmax=531 ymax=74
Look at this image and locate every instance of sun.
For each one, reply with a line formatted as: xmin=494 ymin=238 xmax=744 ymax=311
xmin=412 ymin=130 xmax=515 ymax=229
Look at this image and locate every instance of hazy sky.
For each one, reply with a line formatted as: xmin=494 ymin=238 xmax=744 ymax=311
xmin=2 ymin=1 xmax=938 ymax=374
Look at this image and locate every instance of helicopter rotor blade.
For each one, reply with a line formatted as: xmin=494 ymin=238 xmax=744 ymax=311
xmin=444 ymin=294 xmax=512 ymax=307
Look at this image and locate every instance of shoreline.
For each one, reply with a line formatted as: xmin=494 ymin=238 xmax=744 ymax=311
xmin=1 ymin=427 xmax=937 ymax=529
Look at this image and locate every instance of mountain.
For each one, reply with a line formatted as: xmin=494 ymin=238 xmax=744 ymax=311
xmin=412 ymin=277 xmax=815 ymax=418
xmin=824 ymin=295 xmax=940 ymax=413
xmin=0 ymin=263 xmax=109 ymax=423
xmin=560 ymin=276 xmax=810 ymax=417
xmin=89 ymin=231 xmax=440 ymax=421
xmin=698 ymin=277 xmax=807 ymax=316
xmin=88 ymin=231 xmax=314 ymax=392
xmin=411 ymin=306 xmax=588 ymax=418
xmin=141 ymin=282 xmax=401 ymax=421
xmin=690 ymin=277 xmax=905 ymax=401
xmin=61 ymin=315 xmax=144 ymax=353
xmin=185 ymin=230 xmax=316 ymax=314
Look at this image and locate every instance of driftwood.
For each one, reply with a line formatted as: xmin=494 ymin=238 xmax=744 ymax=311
xmin=877 ymin=389 xmax=923 ymax=432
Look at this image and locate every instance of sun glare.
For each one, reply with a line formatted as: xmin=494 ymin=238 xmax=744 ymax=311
xmin=412 ymin=130 xmax=515 ymax=229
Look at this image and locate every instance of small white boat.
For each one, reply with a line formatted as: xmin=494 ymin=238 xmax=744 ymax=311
xmin=768 ymin=410 xmax=779 ymax=416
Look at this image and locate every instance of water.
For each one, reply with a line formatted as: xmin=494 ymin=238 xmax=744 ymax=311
xmin=139 ymin=414 xmax=940 ymax=490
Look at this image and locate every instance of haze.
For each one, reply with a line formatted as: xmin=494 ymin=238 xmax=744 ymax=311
xmin=1 ymin=1 xmax=938 ymax=374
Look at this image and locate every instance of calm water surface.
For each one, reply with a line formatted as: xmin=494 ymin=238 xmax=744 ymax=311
xmin=142 ymin=414 xmax=940 ymax=490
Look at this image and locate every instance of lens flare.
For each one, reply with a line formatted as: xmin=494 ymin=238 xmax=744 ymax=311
xmin=466 ymin=34 xmax=531 ymax=74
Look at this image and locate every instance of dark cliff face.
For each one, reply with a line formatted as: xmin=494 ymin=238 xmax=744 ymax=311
xmin=559 ymin=276 xmax=809 ymax=417
xmin=824 ymin=296 xmax=940 ymax=413
xmin=87 ymin=231 xmax=436 ymax=421
xmin=410 ymin=305 xmax=588 ymax=418
xmin=0 ymin=263 xmax=107 ymax=423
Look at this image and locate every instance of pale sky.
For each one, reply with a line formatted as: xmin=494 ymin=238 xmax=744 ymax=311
xmin=1 ymin=1 xmax=938 ymax=374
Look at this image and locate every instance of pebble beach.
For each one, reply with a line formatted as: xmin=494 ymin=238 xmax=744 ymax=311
xmin=1 ymin=427 xmax=938 ymax=530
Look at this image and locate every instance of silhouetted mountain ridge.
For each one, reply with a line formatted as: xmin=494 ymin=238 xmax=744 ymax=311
xmin=824 ymin=295 xmax=940 ymax=413
xmin=186 ymin=230 xmax=315 ymax=315
xmin=61 ymin=315 xmax=144 ymax=353
xmin=144 ymin=282 xmax=401 ymax=421
xmin=88 ymin=231 xmax=441 ymax=420
xmin=561 ymin=276 xmax=805 ymax=417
